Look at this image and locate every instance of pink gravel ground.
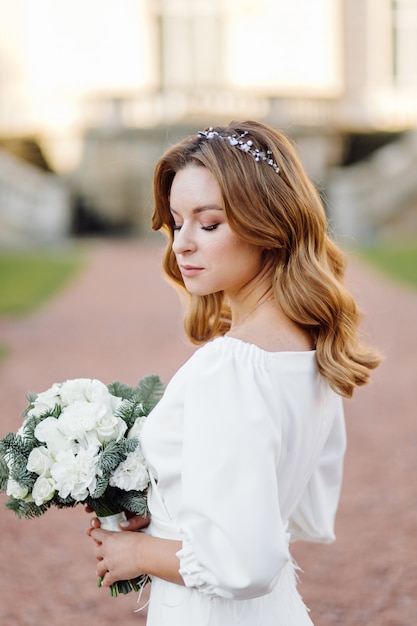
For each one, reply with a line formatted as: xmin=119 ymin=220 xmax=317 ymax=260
xmin=0 ymin=238 xmax=416 ymax=626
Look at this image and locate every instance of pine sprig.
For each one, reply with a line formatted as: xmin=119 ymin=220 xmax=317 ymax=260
xmin=0 ymin=456 xmax=9 ymax=491
xmin=0 ymin=433 xmax=37 ymax=489
xmin=111 ymin=375 xmax=164 ymax=429
xmin=6 ymin=496 xmax=50 ymax=519
xmin=0 ymin=431 xmax=32 ymax=459
xmin=114 ymin=488 xmax=149 ymax=517
xmin=115 ymin=399 xmax=145 ymax=429
xmin=134 ymin=375 xmax=165 ymax=414
xmin=96 ymin=439 xmax=138 ymax=478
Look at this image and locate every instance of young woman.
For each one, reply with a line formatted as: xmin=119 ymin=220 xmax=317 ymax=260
xmin=88 ymin=121 xmax=381 ymax=625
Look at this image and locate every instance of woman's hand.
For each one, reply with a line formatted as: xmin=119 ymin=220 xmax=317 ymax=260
xmin=90 ymin=527 xmax=148 ymax=587
xmin=86 ymin=509 xmax=184 ymax=587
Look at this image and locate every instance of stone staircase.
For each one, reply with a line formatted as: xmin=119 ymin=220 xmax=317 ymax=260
xmin=0 ymin=145 xmax=71 ymax=247
xmin=327 ymin=130 xmax=417 ymax=244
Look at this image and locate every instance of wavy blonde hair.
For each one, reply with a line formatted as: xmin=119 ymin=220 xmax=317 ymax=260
xmin=152 ymin=120 xmax=381 ymax=397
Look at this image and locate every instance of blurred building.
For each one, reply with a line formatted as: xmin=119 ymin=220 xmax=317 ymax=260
xmin=1 ymin=0 xmax=417 ymax=242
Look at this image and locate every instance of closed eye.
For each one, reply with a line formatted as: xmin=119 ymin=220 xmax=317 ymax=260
xmin=201 ymin=224 xmax=219 ymax=231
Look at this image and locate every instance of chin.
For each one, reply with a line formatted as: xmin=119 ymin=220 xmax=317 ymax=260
xmin=184 ymin=285 xmax=218 ymax=297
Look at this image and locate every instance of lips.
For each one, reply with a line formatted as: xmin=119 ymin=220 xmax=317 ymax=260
xmin=179 ymin=265 xmax=204 ymax=277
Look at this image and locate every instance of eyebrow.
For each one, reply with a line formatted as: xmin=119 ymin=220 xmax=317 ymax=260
xmin=169 ymin=204 xmax=224 ymax=216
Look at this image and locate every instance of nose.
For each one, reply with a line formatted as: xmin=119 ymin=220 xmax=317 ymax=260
xmin=172 ymin=224 xmax=196 ymax=255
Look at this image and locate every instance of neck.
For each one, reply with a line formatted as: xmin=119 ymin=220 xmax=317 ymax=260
xmin=230 ymin=296 xmax=273 ymax=331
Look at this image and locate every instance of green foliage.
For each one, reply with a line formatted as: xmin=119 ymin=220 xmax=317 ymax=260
xmin=116 ymin=489 xmax=149 ymax=517
xmin=93 ymin=438 xmax=138 ymax=499
xmin=6 ymin=493 xmax=77 ymax=519
xmin=0 ymin=432 xmax=36 ymax=488
xmin=107 ymin=381 xmax=136 ymax=400
xmin=0 ymin=248 xmax=83 ymax=317
xmin=6 ymin=497 xmax=51 ymax=519
xmin=134 ymin=374 xmax=165 ymax=412
xmin=357 ymin=239 xmax=417 ymax=289
xmin=111 ymin=375 xmax=165 ymax=428
xmin=0 ymin=456 xmax=8 ymax=491
xmin=87 ymin=485 xmax=148 ymax=519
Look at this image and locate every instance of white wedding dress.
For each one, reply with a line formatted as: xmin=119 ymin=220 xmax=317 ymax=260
xmin=140 ymin=336 xmax=346 ymax=625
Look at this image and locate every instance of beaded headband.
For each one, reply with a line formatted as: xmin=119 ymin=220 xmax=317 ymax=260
xmin=198 ymin=127 xmax=280 ymax=175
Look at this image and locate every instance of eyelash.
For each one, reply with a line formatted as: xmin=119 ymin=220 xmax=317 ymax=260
xmin=172 ymin=224 xmax=219 ymax=232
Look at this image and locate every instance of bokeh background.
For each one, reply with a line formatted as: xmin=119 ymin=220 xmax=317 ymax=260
xmin=2 ymin=0 xmax=417 ymax=245
xmin=1 ymin=1 xmax=416 ymax=625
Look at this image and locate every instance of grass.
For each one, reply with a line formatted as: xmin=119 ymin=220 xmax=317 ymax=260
xmin=356 ymin=239 xmax=417 ymax=290
xmin=0 ymin=247 xmax=84 ymax=317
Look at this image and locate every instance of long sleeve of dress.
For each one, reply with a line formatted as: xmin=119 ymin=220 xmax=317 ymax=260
xmin=176 ymin=345 xmax=290 ymax=600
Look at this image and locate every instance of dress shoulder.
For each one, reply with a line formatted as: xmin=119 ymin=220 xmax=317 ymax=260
xmin=165 ymin=335 xmax=320 ymax=411
xmin=187 ymin=335 xmax=317 ymax=369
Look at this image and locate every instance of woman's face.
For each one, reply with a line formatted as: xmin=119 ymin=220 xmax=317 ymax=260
xmin=170 ymin=165 xmax=264 ymax=297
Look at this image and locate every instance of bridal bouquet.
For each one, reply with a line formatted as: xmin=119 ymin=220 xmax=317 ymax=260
xmin=0 ymin=375 xmax=164 ymax=596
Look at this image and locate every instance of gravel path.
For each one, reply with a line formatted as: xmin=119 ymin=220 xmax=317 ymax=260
xmin=0 ymin=239 xmax=416 ymax=626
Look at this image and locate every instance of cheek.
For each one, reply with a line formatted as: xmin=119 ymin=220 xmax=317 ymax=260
xmin=228 ymin=238 xmax=263 ymax=268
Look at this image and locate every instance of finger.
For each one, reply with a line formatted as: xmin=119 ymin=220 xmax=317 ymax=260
xmin=86 ymin=516 xmax=100 ymax=537
xmin=90 ymin=528 xmax=108 ymax=542
xmin=90 ymin=517 xmax=101 ymax=529
xmin=96 ymin=560 xmax=108 ymax=579
xmin=94 ymin=545 xmax=104 ymax=561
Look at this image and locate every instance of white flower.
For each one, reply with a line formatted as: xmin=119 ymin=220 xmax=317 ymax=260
xmin=57 ymin=401 xmax=100 ymax=442
xmin=127 ymin=416 xmax=147 ymax=440
xmin=51 ymin=447 xmax=98 ymax=501
xmin=27 ymin=383 xmax=63 ymax=417
xmin=31 ymin=476 xmax=57 ymax=506
xmin=109 ymin=448 xmax=149 ymax=492
xmin=59 ymin=378 xmax=113 ymax=406
xmin=93 ymin=409 xmax=127 ymax=443
xmin=34 ymin=416 xmax=69 ymax=456
xmin=27 ymin=446 xmax=54 ymax=476
xmin=6 ymin=478 xmax=29 ymax=499
xmin=57 ymin=399 xmax=126 ymax=447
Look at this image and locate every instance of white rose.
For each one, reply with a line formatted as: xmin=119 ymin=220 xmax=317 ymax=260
xmin=94 ymin=411 xmax=127 ymax=443
xmin=109 ymin=449 xmax=149 ymax=492
xmin=51 ymin=447 xmax=98 ymax=501
xmin=127 ymin=416 xmax=147 ymax=440
xmin=27 ymin=446 xmax=54 ymax=476
xmin=31 ymin=476 xmax=57 ymax=506
xmin=6 ymin=478 xmax=29 ymax=499
xmin=58 ymin=400 xmax=126 ymax=446
xmin=34 ymin=416 xmax=69 ymax=455
xmin=59 ymin=378 xmax=112 ymax=406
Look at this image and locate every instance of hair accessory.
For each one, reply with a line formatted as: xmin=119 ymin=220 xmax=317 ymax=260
xmin=198 ymin=128 xmax=280 ymax=174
